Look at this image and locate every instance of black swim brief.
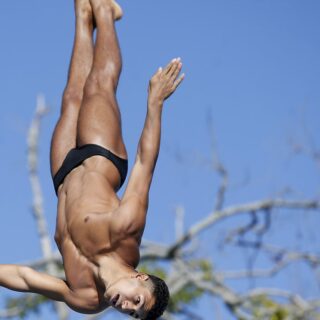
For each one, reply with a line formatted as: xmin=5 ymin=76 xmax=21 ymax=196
xmin=53 ymin=144 xmax=128 ymax=195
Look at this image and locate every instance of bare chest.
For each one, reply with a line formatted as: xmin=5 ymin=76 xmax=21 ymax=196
xmin=59 ymin=236 xmax=98 ymax=290
xmin=69 ymin=215 xmax=140 ymax=266
xmin=67 ymin=211 xmax=114 ymax=259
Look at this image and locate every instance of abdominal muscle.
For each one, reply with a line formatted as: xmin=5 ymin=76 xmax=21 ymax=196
xmin=55 ymin=156 xmax=123 ymax=289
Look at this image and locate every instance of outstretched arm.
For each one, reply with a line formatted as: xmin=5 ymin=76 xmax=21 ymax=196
xmin=0 ymin=264 xmax=67 ymax=300
xmin=0 ymin=264 xmax=95 ymax=312
xmin=119 ymin=58 xmax=184 ymax=231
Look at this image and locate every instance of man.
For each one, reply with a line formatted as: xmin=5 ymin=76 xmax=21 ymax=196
xmin=0 ymin=0 xmax=184 ymax=319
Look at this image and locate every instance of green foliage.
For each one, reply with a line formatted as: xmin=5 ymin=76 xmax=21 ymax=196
xmin=192 ymin=259 xmax=213 ymax=281
xmin=169 ymin=284 xmax=204 ymax=312
xmin=139 ymin=258 xmax=213 ymax=313
xmin=250 ymin=295 xmax=290 ymax=320
xmin=6 ymin=294 xmax=50 ymax=318
xmin=138 ymin=264 xmax=167 ymax=280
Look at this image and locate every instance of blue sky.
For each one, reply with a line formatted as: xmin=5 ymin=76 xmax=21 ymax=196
xmin=0 ymin=0 xmax=320 ymax=319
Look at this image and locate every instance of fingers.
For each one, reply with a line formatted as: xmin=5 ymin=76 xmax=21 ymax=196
xmin=165 ymin=57 xmax=185 ymax=92
xmin=163 ymin=58 xmax=176 ymax=74
xmin=154 ymin=57 xmax=185 ymax=97
xmin=171 ymin=60 xmax=182 ymax=80
xmin=168 ymin=58 xmax=184 ymax=90
xmin=163 ymin=57 xmax=181 ymax=75
xmin=173 ymin=73 xmax=185 ymax=91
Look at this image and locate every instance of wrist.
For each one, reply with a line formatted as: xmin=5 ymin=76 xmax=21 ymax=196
xmin=148 ymin=96 xmax=164 ymax=108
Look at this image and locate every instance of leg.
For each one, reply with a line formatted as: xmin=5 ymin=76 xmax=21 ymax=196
xmin=76 ymin=0 xmax=127 ymax=159
xmin=50 ymin=0 xmax=94 ymax=177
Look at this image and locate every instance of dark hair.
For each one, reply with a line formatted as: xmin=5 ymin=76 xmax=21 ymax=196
xmin=144 ymin=274 xmax=170 ymax=320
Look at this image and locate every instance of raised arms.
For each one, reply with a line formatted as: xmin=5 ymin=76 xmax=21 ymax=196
xmin=118 ymin=58 xmax=184 ymax=232
xmin=126 ymin=58 xmax=184 ymax=201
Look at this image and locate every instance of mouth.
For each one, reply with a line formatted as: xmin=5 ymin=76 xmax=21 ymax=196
xmin=111 ymin=293 xmax=120 ymax=307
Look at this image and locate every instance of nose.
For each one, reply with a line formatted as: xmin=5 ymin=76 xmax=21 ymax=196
xmin=121 ymin=300 xmax=133 ymax=310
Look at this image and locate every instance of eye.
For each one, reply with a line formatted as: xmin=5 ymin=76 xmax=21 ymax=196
xmin=135 ymin=296 xmax=141 ymax=305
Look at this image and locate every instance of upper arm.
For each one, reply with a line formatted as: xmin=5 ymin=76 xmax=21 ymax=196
xmin=108 ymin=158 xmax=152 ymax=235
xmin=20 ymin=266 xmax=70 ymax=301
xmin=122 ymin=156 xmax=154 ymax=208
xmin=21 ymin=266 xmax=98 ymax=312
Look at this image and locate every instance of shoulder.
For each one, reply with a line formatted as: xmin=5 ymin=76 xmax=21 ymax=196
xmin=110 ymin=195 xmax=147 ymax=236
xmin=65 ymin=286 xmax=109 ymax=314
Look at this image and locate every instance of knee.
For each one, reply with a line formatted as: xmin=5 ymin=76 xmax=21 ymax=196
xmin=61 ymin=88 xmax=83 ymax=114
xmin=54 ymin=231 xmax=62 ymax=247
xmin=84 ymin=65 xmax=119 ymax=96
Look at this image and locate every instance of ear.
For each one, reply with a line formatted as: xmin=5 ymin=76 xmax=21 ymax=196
xmin=134 ymin=273 xmax=149 ymax=281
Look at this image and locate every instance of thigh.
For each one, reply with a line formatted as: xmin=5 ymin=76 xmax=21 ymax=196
xmin=50 ymin=103 xmax=79 ymax=177
xmin=76 ymin=91 xmax=127 ymax=159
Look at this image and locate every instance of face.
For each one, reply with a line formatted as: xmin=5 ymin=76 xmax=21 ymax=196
xmin=105 ymin=273 xmax=155 ymax=319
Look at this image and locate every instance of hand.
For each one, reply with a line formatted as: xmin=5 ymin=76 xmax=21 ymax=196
xmin=148 ymin=58 xmax=185 ymax=104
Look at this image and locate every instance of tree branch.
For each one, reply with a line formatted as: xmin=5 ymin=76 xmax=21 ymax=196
xmin=167 ymin=199 xmax=319 ymax=256
xmin=27 ymin=95 xmax=69 ymax=320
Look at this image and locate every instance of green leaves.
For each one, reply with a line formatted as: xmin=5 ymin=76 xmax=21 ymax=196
xmin=6 ymin=294 xmax=49 ymax=318
xmin=250 ymin=295 xmax=290 ymax=320
xmin=138 ymin=259 xmax=213 ymax=314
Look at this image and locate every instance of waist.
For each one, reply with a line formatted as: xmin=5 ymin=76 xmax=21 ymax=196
xmin=53 ymin=144 xmax=128 ymax=195
xmin=57 ymin=157 xmax=121 ymax=194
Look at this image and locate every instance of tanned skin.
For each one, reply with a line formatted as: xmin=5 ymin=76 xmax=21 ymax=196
xmin=0 ymin=0 xmax=184 ymax=318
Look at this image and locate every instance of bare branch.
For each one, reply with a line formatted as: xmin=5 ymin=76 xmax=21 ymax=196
xmin=219 ymin=243 xmax=320 ymax=280
xmin=27 ymin=95 xmax=51 ymax=261
xmin=206 ymin=110 xmax=229 ymax=211
xmin=225 ymin=211 xmax=259 ymax=243
xmin=23 ymin=251 xmax=63 ymax=271
xmin=168 ymin=199 xmax=319 ymax=256
xmin=174 ymin=206 xmax=185 ymax=240
xmin=27 ymin=95 xmax=69 ymax=320
xmin=168 ymin=260 xmax=320 ymax=319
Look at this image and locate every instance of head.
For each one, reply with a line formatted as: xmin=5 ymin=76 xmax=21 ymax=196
xmin=106 ymin=272 xmax=169 ymax=319
xmin=144 ymin=274 xmax=170 ymax=320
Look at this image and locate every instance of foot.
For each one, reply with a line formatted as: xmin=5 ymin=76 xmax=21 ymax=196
xmin=90 ymin=0 xmax=123 ymax=21
xmin=110 ymin=0 xmax=123 ymax=21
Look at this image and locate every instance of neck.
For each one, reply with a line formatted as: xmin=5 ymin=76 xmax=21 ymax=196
xmin=97 ymin=255 xmax=136 ymax=290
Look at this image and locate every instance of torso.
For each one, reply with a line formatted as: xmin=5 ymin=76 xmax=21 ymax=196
xmin=54 ymin=156 xmax=141 ymax=311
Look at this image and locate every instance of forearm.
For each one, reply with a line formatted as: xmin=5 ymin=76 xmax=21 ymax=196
xmin=0 ymin=264 xmax=30 ymax=292
xmin=122 ymin=59 xmax=184 ymax=205
xmin=137 ymin=98 xmax=163 ymax=169
xmin=136 ymin=58 xmax=184 ymax=168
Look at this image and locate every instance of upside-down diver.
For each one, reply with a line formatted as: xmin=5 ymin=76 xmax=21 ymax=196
xmin=0 ymin=0 xmax=184 ymax=319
